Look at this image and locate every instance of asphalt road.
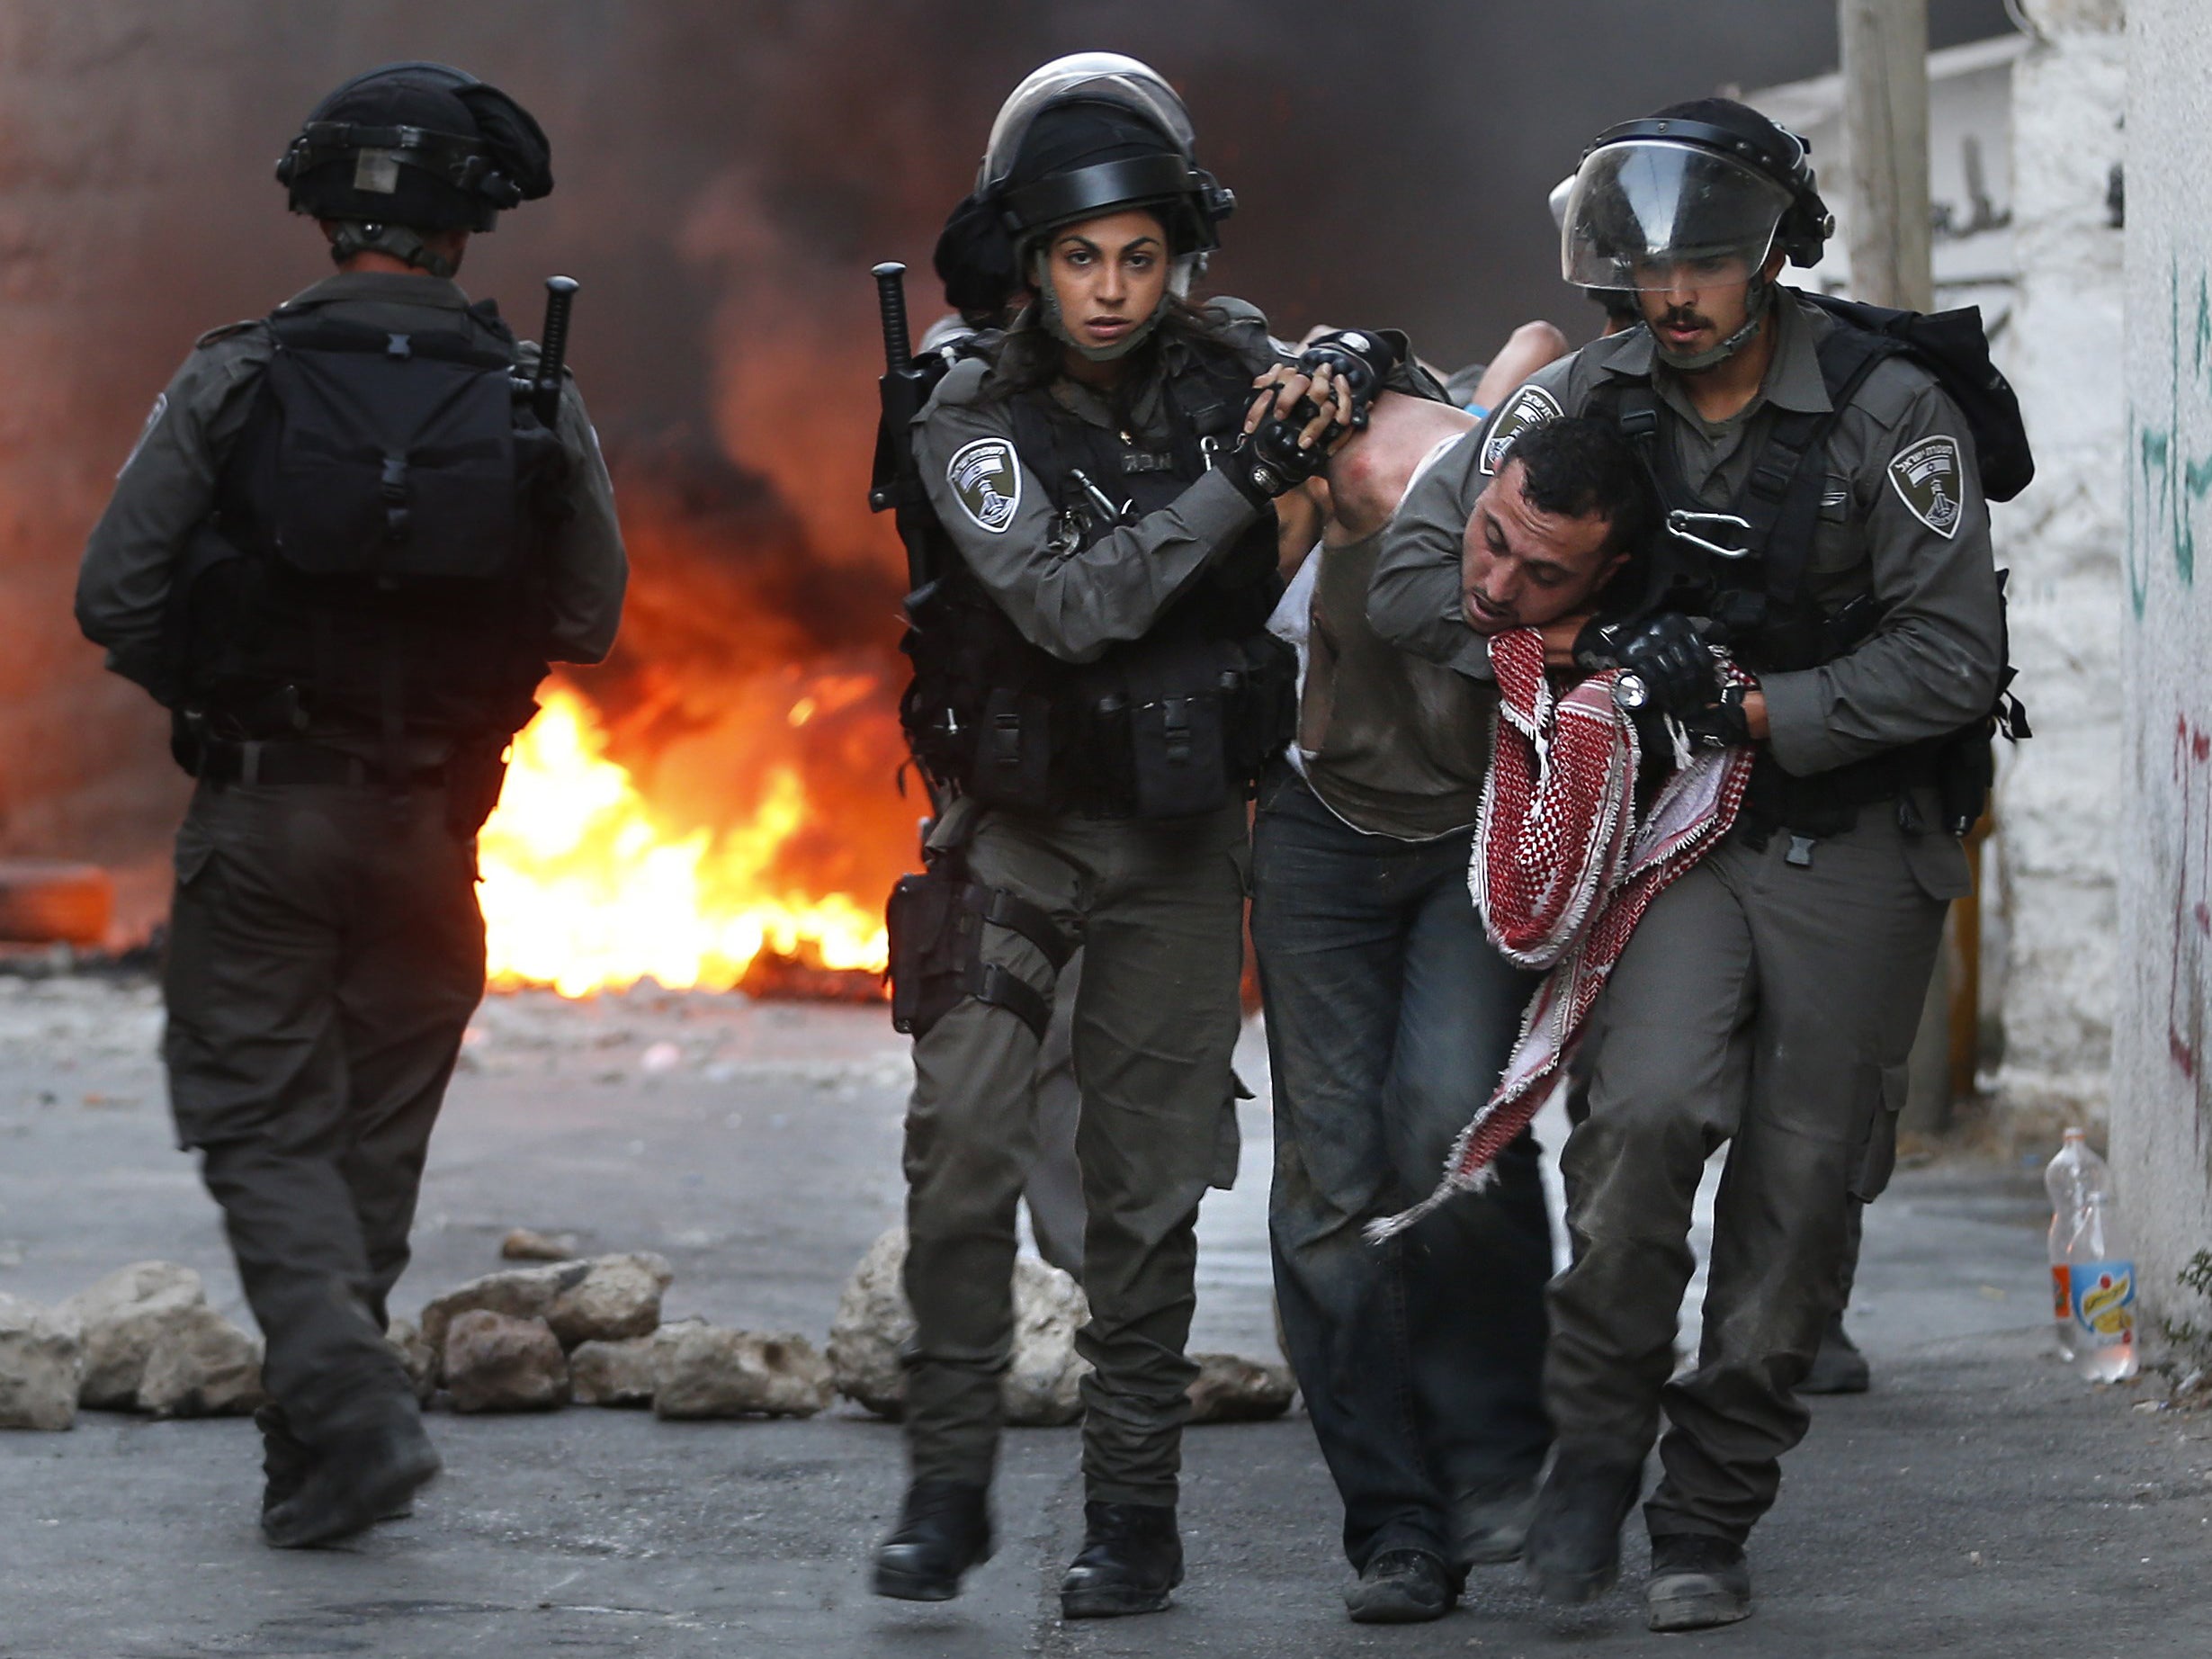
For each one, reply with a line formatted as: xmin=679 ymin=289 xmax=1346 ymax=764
xmin=3 ymin=979 xmax=2208 ymax=1657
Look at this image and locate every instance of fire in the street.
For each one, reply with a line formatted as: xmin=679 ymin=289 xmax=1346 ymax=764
xmin=478 ymin=686 xmax=889 ymax=999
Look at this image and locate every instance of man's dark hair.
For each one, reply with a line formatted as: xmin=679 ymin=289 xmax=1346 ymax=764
xmin=1506 ymin=416 xmax=1660 ymax=560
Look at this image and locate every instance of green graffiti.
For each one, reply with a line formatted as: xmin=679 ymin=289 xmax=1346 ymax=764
xmin=2130 ymin=256 xmax=2212 ymax=618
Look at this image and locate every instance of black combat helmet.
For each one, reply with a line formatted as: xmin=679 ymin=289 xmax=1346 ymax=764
xmin=935 ymin=52 xmax=1232 ymax=321
xmin=276 ymin=61 xmax=553 ymax=267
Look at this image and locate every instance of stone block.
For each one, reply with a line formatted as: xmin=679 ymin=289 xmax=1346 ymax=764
xmin=1185 ymin=1352 xmax=1296 ymax=1424
xmin=653 ymin=1326 xmax=832 ymax=1419
xmin=0 ymin=1293 xmax=81 ymax=1431
xmin=570 ymin=1335 xmax=659 ymax=1407
xmin=56 ymin=1260 xmax=202 ymax=1410
xmin=443 ymin=1311 xmax=569 ymax=1412
xmin=138 ymin=1305 xmax=264 ymax=1419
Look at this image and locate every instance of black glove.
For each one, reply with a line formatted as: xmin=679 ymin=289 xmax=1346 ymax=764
xmin=1680 ymin=682 xmax=1755 ymax=748
xmin=1295 ymin=328 xmax=1402 ymax=431
xmin=1225 ymin=404 xmax=1331 ymax=505
xmin=1602 ymin=613 xmax=1720 ymax=720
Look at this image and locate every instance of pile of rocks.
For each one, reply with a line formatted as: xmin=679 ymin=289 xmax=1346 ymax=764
xmin=826 ymin=1227 xmax=1294 ymax=1427
xmin=0 ymin=1261 xmax=264 ymax=1431
xmin=407 ymin=1251 xmax=832 ymax=1419
xmin=5 ymin=1235 xmax=1290 ymax=1434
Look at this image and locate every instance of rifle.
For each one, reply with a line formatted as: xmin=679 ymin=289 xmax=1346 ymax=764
xmin=867 ymin=262 xmax=949 ymax=592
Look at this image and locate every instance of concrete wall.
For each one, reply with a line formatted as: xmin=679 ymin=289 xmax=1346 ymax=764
xmin=1988 ymin=4 xmax=2125 ymax=1126
xmin=2118 ymin=0 xmax=2212 ymax=1334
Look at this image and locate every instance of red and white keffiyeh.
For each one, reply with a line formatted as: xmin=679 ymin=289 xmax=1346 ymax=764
xmin=1366 ymin=626 xmax=1755 ymax=1242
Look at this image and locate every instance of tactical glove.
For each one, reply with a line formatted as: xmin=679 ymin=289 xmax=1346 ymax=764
xmin=1594 ymin=613 xmax=1720 ymax=720
xmin=1294 ymin=328 xmax=1402 ymax=432
xmin=1225 ymin=407 xmax=1332 ymax=505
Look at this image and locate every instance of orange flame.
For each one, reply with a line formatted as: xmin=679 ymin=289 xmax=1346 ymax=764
xmin=479 ymin=686 xmax=889 ymax=999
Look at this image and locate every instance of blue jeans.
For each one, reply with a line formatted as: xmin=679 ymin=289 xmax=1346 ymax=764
xmin=1251 ymin=767 xmax=1553 ymax=1570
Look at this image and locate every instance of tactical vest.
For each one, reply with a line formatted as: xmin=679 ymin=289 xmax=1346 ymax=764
xmin=1588 ymin=300 xmax=2029 ymax=837
xmin=900 ymin=340 xmax=1294 ymax=818
xmin=165 ymin=300 xmax=565 ymax=748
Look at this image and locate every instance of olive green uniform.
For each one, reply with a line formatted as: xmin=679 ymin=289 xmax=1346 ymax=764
xmin=75 ymin=270 xmax=625 ymax=1442
xmin=1370 ymin=292 xmax=2005 ymax=1544
xmin=899 ymin=308 xmax=1274 ymax=1505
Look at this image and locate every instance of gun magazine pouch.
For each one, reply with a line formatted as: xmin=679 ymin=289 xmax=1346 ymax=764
xmin=886 ymin=866 xmax=1075 ymax=1041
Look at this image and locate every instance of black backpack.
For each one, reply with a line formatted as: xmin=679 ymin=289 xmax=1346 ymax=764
xmin=1799 ymin=291 xmax=2034 ymax=502
xmin=169 ymin=302 xmax=564 ymax=739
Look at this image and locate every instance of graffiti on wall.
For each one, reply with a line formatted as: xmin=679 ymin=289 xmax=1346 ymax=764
xmin=2129 ymin=257 xmax=2212 ymax=618
xmin=2167 ymin=713 xmax=2212 ymax=1139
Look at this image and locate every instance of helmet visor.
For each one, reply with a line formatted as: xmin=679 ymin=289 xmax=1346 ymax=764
xmin=1560 ymin=139 xmax=1794 ymax=291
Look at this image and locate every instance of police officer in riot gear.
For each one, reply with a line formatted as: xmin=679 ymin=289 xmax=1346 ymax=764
xmin=75 ymin=63 xmax=624 ymax=1548
xmin=1372 ymin=99 xmax=2013 ymax=1631
xmin=873 ymin=53 xmax=1361 ymax=1618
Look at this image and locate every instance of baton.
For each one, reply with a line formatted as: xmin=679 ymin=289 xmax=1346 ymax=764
xmin=533 ymin=275 xmax=580 ymax=427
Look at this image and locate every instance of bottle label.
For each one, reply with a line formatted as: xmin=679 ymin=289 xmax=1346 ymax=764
xmin=2071 ymin=1260 xmax=2136 ymax=1347
xmin=2051 ymin=1263 xmax=2072 ymax=1321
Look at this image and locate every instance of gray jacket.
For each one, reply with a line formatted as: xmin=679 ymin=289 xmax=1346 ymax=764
xmin=1369 ymin=291 xmax=2007 ymax=782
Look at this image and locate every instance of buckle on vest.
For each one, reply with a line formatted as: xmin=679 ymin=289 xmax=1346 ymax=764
xmin=1665 ymin=508 xmax=1754 ymax=560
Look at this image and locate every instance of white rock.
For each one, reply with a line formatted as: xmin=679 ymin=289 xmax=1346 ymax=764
xmin=56 ymin=1260 xmax=204 ymax=1410
xmin=0 ymin=1293 xmax=81 ymax=1431
xmin=570 ymin=1335 xmax=659 ymax=1407
xmin=442 ymin=1311 xmax=569 ymax=1412
xmin=138 ymin=1305 xmax=264 ymax=1419
xmin=826 ymin=1227 xmax=1089 ymax=1426
xmin=653 ymin=1326 xmax=832 ymax=1419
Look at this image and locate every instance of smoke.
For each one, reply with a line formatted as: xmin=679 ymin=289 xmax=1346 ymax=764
xmin=0 ymin=0 xmax=2015 ymax=910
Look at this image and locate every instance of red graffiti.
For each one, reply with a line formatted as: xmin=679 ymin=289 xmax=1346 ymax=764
xmin=2168 ymin=716 xmax=2212 ymax=1109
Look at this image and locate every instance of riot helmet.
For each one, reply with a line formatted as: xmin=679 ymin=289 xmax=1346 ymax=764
xmin=276 ymin=62 xmax=553 ymax=275
xmin=1558 ymin=99 xmax=1831 ymax=367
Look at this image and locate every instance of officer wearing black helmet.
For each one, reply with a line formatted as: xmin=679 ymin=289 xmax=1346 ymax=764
xmin=1372 ymin=99 xmax=2011 ymax=1630
xmin=74 ymin=63 xmax=623 ymax=1547
xmin=873 ymin=52 xmax=1376 ymax=1619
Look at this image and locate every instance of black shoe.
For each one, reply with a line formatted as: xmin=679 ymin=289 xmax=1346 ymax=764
xmin=1060 ymin=1502 xmax=1184 ymax=1619
xmin=1800 ymin=1313 xmax=1872 ymax=1394
xmin=261 ymin=1403 xmax=440 ymax=1550
xmin=1645 ymin=1534 xmax=1752 ymax=1631
xmin=1345 ymin=1548 xmax=1458 ymax=1624
xmin=1453 ymin=1478 xmax=1537 ymax=1565
xmin=1522 ymin=1452 xmax=1643 ymax=1605
xmin=255 ymin=1404 xmax=312 ymax=1518
xmin=872 ymin=1480 xmax=993 ymax=1601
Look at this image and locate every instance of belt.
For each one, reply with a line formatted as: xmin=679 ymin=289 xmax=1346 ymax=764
xmin=196 ymin=740 xmax=447 ymax=789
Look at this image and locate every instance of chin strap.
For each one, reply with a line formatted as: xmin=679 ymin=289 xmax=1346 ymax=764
xmin=1032 ymin=252 xmax=1169 ymax=363
xmin=327 ymin=221 xmax=458 ymax=279
xmin=1651 ymin=274 xmax=1772 ymax=372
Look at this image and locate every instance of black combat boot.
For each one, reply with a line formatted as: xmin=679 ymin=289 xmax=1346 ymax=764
xmin=1344 ymin=1547 xmax=1459 ymax=1624
xmin=261 ymin=1397 xmax=440 ymax=1549
xmin=1522 ymin=1451 xmax=1644 ymax=1605
xmin=255 ymin=1403 xmax=313 ymax=1517
xmin=1645 ymin=1534 xmax=1752 ymax=1631
xmin=1799 ymin=1311 xmax=1872 ymax=1394
xmin=1060 ymin=1501 xmax=1184 ymax=1619
xmin=872 ymin=1480 xmax=994 ymax=1601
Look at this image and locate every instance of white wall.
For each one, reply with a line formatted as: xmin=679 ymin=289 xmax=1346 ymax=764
xmin=1989 ymin=5 xmax=2125 ymax=1126
xmin=2118 ymin=0 xmax=2212 ymax=1332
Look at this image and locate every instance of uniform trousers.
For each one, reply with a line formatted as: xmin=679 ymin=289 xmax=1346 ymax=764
xmin=162 ymin=779 xmax=485 ymax=1443
xmin=901 ymin=797 xmax=1247 ymax=1506
xmin=1550 ymin=803 xmax=1948 ymax=1544
xmin=1251 ymin=768 xmax=1553 ymax=1572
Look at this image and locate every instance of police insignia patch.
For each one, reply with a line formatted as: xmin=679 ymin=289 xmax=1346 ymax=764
xmin=947 ymin=437 xmax=1021 ymax=534
xmin=1886 ymin=434 xmax=1967 ymax=539
xmin=1479 ymin=385 xmax=1563 ymax=475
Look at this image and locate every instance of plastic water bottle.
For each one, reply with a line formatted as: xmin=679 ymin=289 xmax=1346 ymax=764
xmin=2043 ymin=1128 xmax=2139 ymax=1382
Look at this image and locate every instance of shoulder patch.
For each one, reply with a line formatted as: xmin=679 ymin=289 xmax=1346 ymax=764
xmin=118 ymin=391 xmax=167 ymax=477
xmin=1479 ymin=383 xmax=1563 ymax=475
xmin=1886 ymin=434 xmax=1967 ymax=539
xmin=946 ymin=437 xmax=1022 ymax=534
